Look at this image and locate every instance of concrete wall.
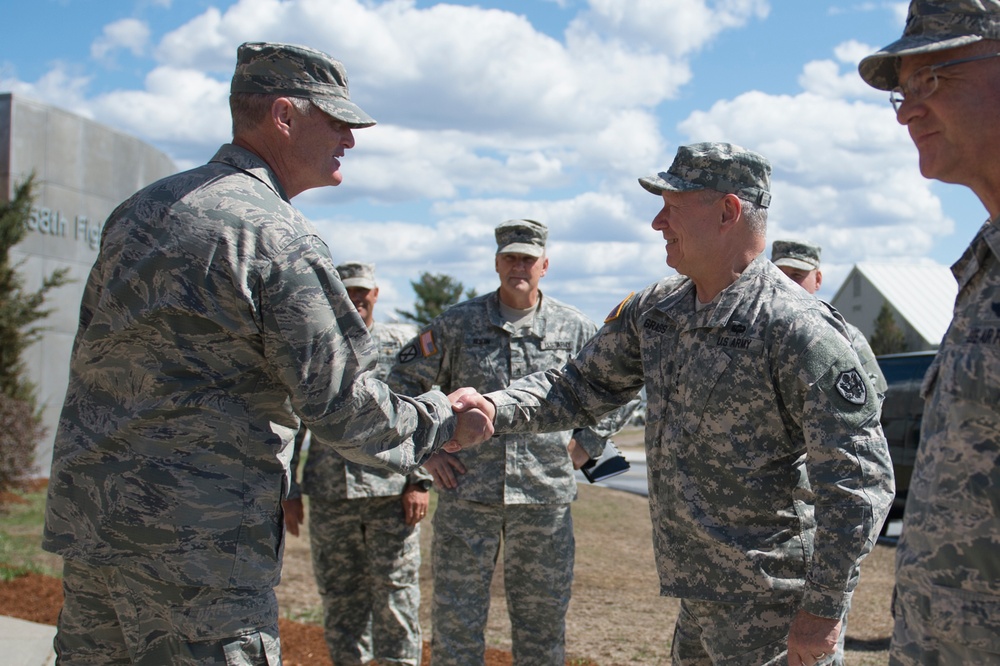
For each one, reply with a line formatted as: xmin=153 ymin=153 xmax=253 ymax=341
xmin=1 ymin=93 xmax=177 ymax=475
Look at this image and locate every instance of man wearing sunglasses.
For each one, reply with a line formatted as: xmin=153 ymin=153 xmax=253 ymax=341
xmin=860 ymin=2 xmax=1000 ymax=664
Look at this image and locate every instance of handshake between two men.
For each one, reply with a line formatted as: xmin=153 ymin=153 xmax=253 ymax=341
xmin=443 ymin=387 xmax=497 ymax=452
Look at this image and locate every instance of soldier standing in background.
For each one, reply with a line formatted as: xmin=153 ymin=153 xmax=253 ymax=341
xmin=454 ymin=143 xmax=894 ymax=666
xmin=770 ymin=240 xmax=887 ymax=393
xmin=284 ymin=262 xmax=431 ymax=666
xmin=859 ymin=1 xmax=1000 ymax=663
xmin=389 ymin=219 xmax=631 ymax=666
xmin=42 ymin=42 xmax=492 ymax=665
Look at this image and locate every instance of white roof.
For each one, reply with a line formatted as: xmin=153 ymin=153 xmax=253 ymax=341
xmin=850 ymin=262 xmax=957 ymax=345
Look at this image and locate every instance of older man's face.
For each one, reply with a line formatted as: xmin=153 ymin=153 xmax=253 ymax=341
xmin=650 ymin=190 xmax=724 ymax=280
xmin=895 ymin=43 xmax=1000 ymax=189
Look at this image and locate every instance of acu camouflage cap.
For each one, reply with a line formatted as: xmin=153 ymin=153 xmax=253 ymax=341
xmin=639 ymin=142 xmax=772 ymax=208
xmin=495 ymin=219 xmax=548 ymax=257
xmin=231 ymin=42 xmax=377 ymax=128
xmin=771 ymin=240 xmax=821 ymax=271
xmin=337 ymin=261 xmax=377 ymax=289
xmin=859 ymin=0 xmax=1000 ymax=90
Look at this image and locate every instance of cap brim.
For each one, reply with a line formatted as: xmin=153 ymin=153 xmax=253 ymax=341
xmin=497 ymin=243 xmax=544 ymax=257
xmin=859 ymin=34 xmax=983 ymax=90
xmin=639 ymin=171 xmax=703 ymax=196
xmin=773 ymin=257 xmax=817 ymax=271
xmin=313 ymin=97 xmax=377 ymax=128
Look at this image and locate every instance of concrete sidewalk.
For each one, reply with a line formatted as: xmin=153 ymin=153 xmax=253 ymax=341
xmin=0 ymin=615 xmax=57 ymax=666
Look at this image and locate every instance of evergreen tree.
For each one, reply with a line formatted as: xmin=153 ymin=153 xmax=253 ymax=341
xmin=396 ymin=272 xmax=477 ymax=325
xmin=869 ymin=301 xmax=908 ymax=356
xmin=0 ymin=175 xmax=71 ymax=406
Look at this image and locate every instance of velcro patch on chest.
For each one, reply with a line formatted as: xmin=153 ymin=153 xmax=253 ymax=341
xmin=836 ymin=369 xmax=867 ymax=405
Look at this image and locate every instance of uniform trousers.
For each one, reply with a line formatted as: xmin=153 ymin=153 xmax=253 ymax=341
xmin=309 ymin=495 xmax=422 ymax=666
xmin=429 ymin=497 xmax=573 ymax=666
xmin=55 ymin=558 xmax=279 ymax=665
xmin=889 ymin=579 xmax=1000 ymax=665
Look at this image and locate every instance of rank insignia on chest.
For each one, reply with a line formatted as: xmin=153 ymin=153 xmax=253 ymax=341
xmin=835 ymin=369 xmax=867 ymax=405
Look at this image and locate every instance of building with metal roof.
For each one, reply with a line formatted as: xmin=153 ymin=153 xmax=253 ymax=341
xmin=830 ymin=262 xmax=957 ymax=352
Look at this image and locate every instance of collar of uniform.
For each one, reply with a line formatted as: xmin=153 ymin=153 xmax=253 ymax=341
xmin=953 ymin=219 xmax=1000 ymax=289
xmin=708 ymin=254 xmax=772 ymax=329
xmin=488 ymin=289 xmax=548 ymax=337
xmin=210 ymin=143 xmax=291 ymax=203
xmin=652 ymin=254 xmax=770 ymax=330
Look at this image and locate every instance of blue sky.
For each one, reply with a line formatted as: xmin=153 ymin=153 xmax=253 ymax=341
xmin=1 ymin=0 xmax=981 ymax=325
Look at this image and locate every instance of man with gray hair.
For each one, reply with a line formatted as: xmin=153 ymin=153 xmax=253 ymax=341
xmin=42 ymin=42 xmax=492 ymax=664
xmin=453 ymin=142 xmax=894 ymax=665
xmin=389 ymin=219 xmax=632 ymax=665
xmin=860 ymin=1 xmax=1000 ymax=663
xmin=284 ymin=261 xmax=429 ymax=666
xmin=771 ymin=240 xmax=887 ymax=394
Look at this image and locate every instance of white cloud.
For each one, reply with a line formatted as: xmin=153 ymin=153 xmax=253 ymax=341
xmin=572 ymin=0 xmax=770 ymax=57
xmin=91 ymin=18 xmax=152 ymax=62
xmin=0 ymin=64 xmax=92 ymax=114
xmin=88 ymin=66 xmax=232 ymax=146
xmin=676 ymin=85 xmax=954 ymax=274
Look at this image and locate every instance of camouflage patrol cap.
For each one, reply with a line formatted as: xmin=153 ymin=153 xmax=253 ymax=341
xmin=337 ymin=261 xmax=377 ymax=289
xmin=495 ymin=219 xmax=548 ymax=257
xmin=859 ymin=0 xmax=1000 ymax=90
xmin=771 ymin=240 xmax=821 ymax=271
xmin=231 ymin=42 xmax=376 ymax=128
xmin=639 ymin=142 xmax=772 ymax=208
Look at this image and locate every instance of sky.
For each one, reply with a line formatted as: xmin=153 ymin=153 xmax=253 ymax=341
xmin=1 ymin=0 xmax=983 ymax=326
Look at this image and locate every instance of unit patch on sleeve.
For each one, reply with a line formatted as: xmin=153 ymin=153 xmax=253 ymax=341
xmin=835 ymin=369 xmax=867 ymax=405
xmin=397 ymin=343 xmax=419 ymax=364
xmin=605 ymin=291 xmax=635 ymax=323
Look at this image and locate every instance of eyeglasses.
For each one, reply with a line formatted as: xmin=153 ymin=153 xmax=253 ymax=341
xmin=890 ymin=52 xmax=1000 ymax=112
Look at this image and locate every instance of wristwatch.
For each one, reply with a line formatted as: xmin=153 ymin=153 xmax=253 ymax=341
xmin=412 ymin=478 xmax=433 ymax=491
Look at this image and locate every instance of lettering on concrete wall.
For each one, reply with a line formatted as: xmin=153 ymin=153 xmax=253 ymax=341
xmin=28 ymin=207 xmax=102 ymax=251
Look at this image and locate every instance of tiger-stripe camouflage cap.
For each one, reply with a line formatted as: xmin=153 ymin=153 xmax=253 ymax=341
xmin=231 ymin=41 xmax=376 ymax=128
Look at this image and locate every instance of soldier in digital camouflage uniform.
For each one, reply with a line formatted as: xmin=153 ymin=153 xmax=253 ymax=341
xmin=456 ymin=143 xmax=894 ymax=666
xmin=389 ymin=219 xmax=631 ymax=666
xmin=770 ymin=240 xmax=888 ymax=393
xmin=42 ymin=42 xmax=492 ymax=666
xmin=860 ymin=2 xmax=1000 ymax=663
xmin=283 ymin=261 xmax=430 ymax=666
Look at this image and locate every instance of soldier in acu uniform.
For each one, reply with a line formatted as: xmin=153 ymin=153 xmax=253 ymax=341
xmin=860 ymin=1 xmax=1000 ymax=663
xmin=42 ymin=42 xmax=492 ymax=665
xmin=389 ymin=219 xmax=632 ymax=666
xmin=455 ymin=142 xmax=894 ymax=666
xmin=770 ymin=240 xmax=887 ymax=393
xmin=284 ymin=261 xmax=430 ymax=666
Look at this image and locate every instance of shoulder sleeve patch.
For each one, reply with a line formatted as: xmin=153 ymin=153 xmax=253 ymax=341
xmin=419 ymin=330 xmax=438 ymax=357
xmin=835 ymin=369 xmax=867 ymax=405
xmin=397 ymin=343 xmax=419 ymax=364
xmin=604 ymin=291 xmax=636 ymax=324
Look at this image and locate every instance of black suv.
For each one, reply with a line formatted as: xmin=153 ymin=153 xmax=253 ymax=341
xmin=876 ymin=350 xmax=937 ymax=522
